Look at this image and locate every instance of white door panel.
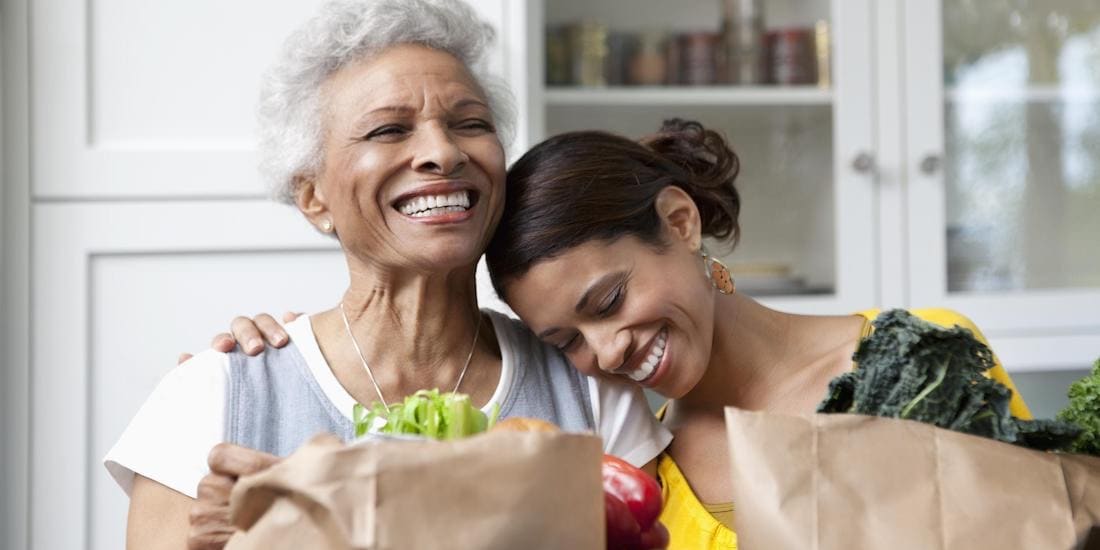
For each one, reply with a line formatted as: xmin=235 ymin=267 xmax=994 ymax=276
xmin=88 ymin=250 xmax=347 ymax=550
xmin=32 ymin=0 xmax=510 ymax=200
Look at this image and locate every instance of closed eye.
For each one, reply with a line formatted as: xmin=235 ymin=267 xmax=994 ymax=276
xmin=597 ymin=284 xmax=625 ymax=317
xmin=557 ymin=332 xmax=581 ymax=352
xmin=364 ymin=125 xmax=408 ymax=140
xmin=454 ymin=118 xmax=495 ymax=134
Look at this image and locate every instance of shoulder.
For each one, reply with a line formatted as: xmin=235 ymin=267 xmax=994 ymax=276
xmin=907 ymin=308 xmax=983 ymax=333
xmin=160 ymin=348 xmax=231 ymax=395
xmin=104 ymin=349 xmax=230 ymax=498
xmin=485 ymin=309 xmax=560 ymax=362
xmin=857 ymin=307 xmax=986 ymax=338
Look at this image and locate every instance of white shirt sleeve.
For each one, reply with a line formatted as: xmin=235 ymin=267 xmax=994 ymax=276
xmin=589 ymin=376 xmax=672 ymax=468
xmin=103 ymin=349 xmax=228 ymax=499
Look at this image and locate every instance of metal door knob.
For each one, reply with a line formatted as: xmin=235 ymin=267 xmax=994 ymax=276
xmin=920 ymin=154 xmax=942 ymax=175
xmin=851 ymin=152 xmax=876 ymax=174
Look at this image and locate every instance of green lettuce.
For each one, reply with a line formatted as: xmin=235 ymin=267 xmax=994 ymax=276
xmin=353 ymin=389 xmax=500 ymax=440
xmin=1057 ymin=359 xmax=1100 ymax=455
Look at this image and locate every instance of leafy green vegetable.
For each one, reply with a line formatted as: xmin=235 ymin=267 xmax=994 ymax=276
xmin=1057 ymin=359 xmax=1100 ymax=455
xmin=352 ymin=389 xmax=500 ymax=440
xmin=817 ymin=309 xmax=1084 ymax=452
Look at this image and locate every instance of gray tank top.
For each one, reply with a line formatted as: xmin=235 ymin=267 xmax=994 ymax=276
xmin=224 ymin=311 xmax=595 ymax=457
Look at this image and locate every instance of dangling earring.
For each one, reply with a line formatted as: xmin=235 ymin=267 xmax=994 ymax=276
xmin=701 ymin=249 xmax=736 ymax=295
xmin=320 ymin=219 xmax=334 ymax=233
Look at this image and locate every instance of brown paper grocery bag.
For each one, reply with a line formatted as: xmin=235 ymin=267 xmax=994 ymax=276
xmin=225 ymin=431 xmax=604 ymax=550
xmin=724 ymin=407 xmax=1100 ymax=550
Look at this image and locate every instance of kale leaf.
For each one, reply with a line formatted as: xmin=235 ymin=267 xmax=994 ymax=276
xmin=1057 ymin=359 xmax=1100 ymax=455
xmin=817 ymin=309 xmax=1083 ymax=453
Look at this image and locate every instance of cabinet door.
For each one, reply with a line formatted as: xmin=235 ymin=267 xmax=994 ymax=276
xmin=23 ymin=1 xmax=514 ymax=549
xmin=905 ymin=1 xmax=1100 ymax=370
xmin=29 ymin=0 xmax=512 ymax=200
xmin=526 ymin=0 xmax=877 ymax=314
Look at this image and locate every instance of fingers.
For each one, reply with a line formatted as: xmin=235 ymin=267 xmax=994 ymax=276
xmin=196 ymin=472 xmax=235 ymax=502
xmin=282 ymin=311 xmax=303 ymax=324
xmin=189 ymin=471 xmax=237 ymax=550
xmin=207 ymin=443 xmax=279 ymax=477
xmin=187 ymin=498 xmax=234 ymax=550
xmin=229 ymin=316 xmax=265 ymax=356
xmin=253 ymin=313 xmax=288 ymax=348
xmin=209 ymin=333 xmax=235 ymax=353
xmin=178 ymin=353 xmax=194 ymax=365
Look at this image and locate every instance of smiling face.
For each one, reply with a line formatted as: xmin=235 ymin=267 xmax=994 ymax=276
xmin=503 ymin=190 xmax=719 ymax=399
xmin=298 ymin=44 xmax=506 ymax=272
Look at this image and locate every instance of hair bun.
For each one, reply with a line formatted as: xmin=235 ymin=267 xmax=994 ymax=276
xmin=640 ymin=118 xmax=741 ymax=243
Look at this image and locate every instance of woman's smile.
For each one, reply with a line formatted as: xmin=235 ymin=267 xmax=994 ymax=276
xmin=392 ymin=182 xmax=481 ymax=224
xmin=617 ymin=326 xmax=668 ymax=385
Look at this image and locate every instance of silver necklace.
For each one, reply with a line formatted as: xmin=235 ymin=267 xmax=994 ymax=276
xmin=338 ymin=302 xmax=481 ymax=408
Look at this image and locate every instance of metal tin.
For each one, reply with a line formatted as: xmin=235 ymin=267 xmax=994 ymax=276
xmin=766 ymin=28 xmax=816 ymax=85
xmin=722 ymin=0 xmax=765 ymax=84
xmin=681 ymin=32 xmax=721 ymax=85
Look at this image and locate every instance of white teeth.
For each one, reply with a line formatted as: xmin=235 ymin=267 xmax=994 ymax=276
xmin=398 ymin=191 xmax=471 ymax=216
xmin=626 ymin=329 xmax=667 ymax=382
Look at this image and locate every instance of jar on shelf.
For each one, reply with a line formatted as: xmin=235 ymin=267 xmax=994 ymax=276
xmin=765 ymin=27 xmax=817 ymax=85
xmin=545 ymin=25 xmax=572 ymax=86
xmin=629 ymin=31 xmax=668 ymax=86
xmin=722 ymin=0 xmax=765 ymax=85
xmin=570 ymin=21 xmax=609 ymax=87
xmin=606 ymin=32 xmax=637 ymax=86
xmin=681 ymin=31 xmax=721 ymax=86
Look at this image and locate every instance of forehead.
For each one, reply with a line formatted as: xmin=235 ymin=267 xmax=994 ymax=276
xmin=323 ymin=44 xmax=488 ymax=116
xmin=505 ymin=238 xmax=641 ymax=325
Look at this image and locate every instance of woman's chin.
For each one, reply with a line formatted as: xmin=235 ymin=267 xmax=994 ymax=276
xmin=407 ymin=245 xmax=484 ymax=272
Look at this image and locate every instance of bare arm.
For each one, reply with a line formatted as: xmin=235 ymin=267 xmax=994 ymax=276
xmin=127 ymin=474 xmax=193 ymax=550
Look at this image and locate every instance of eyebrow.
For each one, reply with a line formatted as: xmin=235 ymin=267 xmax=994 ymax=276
xmin=537 ymin=271 xmax=625 ymax=340
xmin=453 ymin=98 xmax=490 ymax=111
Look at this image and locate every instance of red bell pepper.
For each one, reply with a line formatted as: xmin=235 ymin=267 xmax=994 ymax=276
xmin=602 ymin=454 xmax=667 ymax=550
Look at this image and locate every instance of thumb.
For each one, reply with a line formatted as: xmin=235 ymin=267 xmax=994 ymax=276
xmin=178 ymin=353 xmax=194 ymax=365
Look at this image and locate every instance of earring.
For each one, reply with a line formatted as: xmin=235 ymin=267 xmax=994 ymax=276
xmin=701 ymin=250 xmax=736 ymax=295
xmin=320 ymin=219 xmax=334 ymax=233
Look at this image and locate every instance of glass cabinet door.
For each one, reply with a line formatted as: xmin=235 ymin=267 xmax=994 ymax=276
xmin=906 ymin=0 xmax=1100 ymax=338
xmin=527 ymin=0 xmax=876 ymax=313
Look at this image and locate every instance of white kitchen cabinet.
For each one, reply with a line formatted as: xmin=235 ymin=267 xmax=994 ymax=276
xmin=3 ymin=0 xmax=515 ymax=548
xmin=512 ymin=0 xmax=1100 ymax=372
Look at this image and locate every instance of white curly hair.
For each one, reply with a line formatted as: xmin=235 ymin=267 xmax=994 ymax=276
xmin=257 ymin=0 xmax=515 ymax=204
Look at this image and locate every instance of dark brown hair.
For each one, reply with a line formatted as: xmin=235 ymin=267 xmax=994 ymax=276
xmin=486 ymin=118 xmax=741 ymax=299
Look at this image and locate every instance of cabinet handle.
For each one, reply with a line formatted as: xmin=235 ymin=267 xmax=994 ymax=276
xmin=919 ymin=154 xmax=942 ymax=175
xmin=851 ymin=152 xmax=876 ymax=174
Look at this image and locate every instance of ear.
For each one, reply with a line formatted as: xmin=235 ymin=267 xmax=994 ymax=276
xmin=294 ymin=174 xmax=331 ymax=230
xmin=654 ymin=186 xmax=702 ymax=252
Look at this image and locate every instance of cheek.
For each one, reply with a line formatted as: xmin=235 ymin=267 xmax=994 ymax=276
xmin=564 ymin=349 xmax=600 ymax=378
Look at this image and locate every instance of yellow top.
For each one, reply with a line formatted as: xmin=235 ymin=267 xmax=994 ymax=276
xmin=656 ymin=308 xmax=1033 ymax=550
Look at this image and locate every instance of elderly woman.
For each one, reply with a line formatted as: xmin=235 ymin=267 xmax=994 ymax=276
xmin=103 ymin=1 xmax=669 ymax=548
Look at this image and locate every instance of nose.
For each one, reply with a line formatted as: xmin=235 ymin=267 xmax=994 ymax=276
xmin=589 ymin=325 xmax=632 ymax=375
xmin=412 ymin=123 xmax=468 ymax=176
